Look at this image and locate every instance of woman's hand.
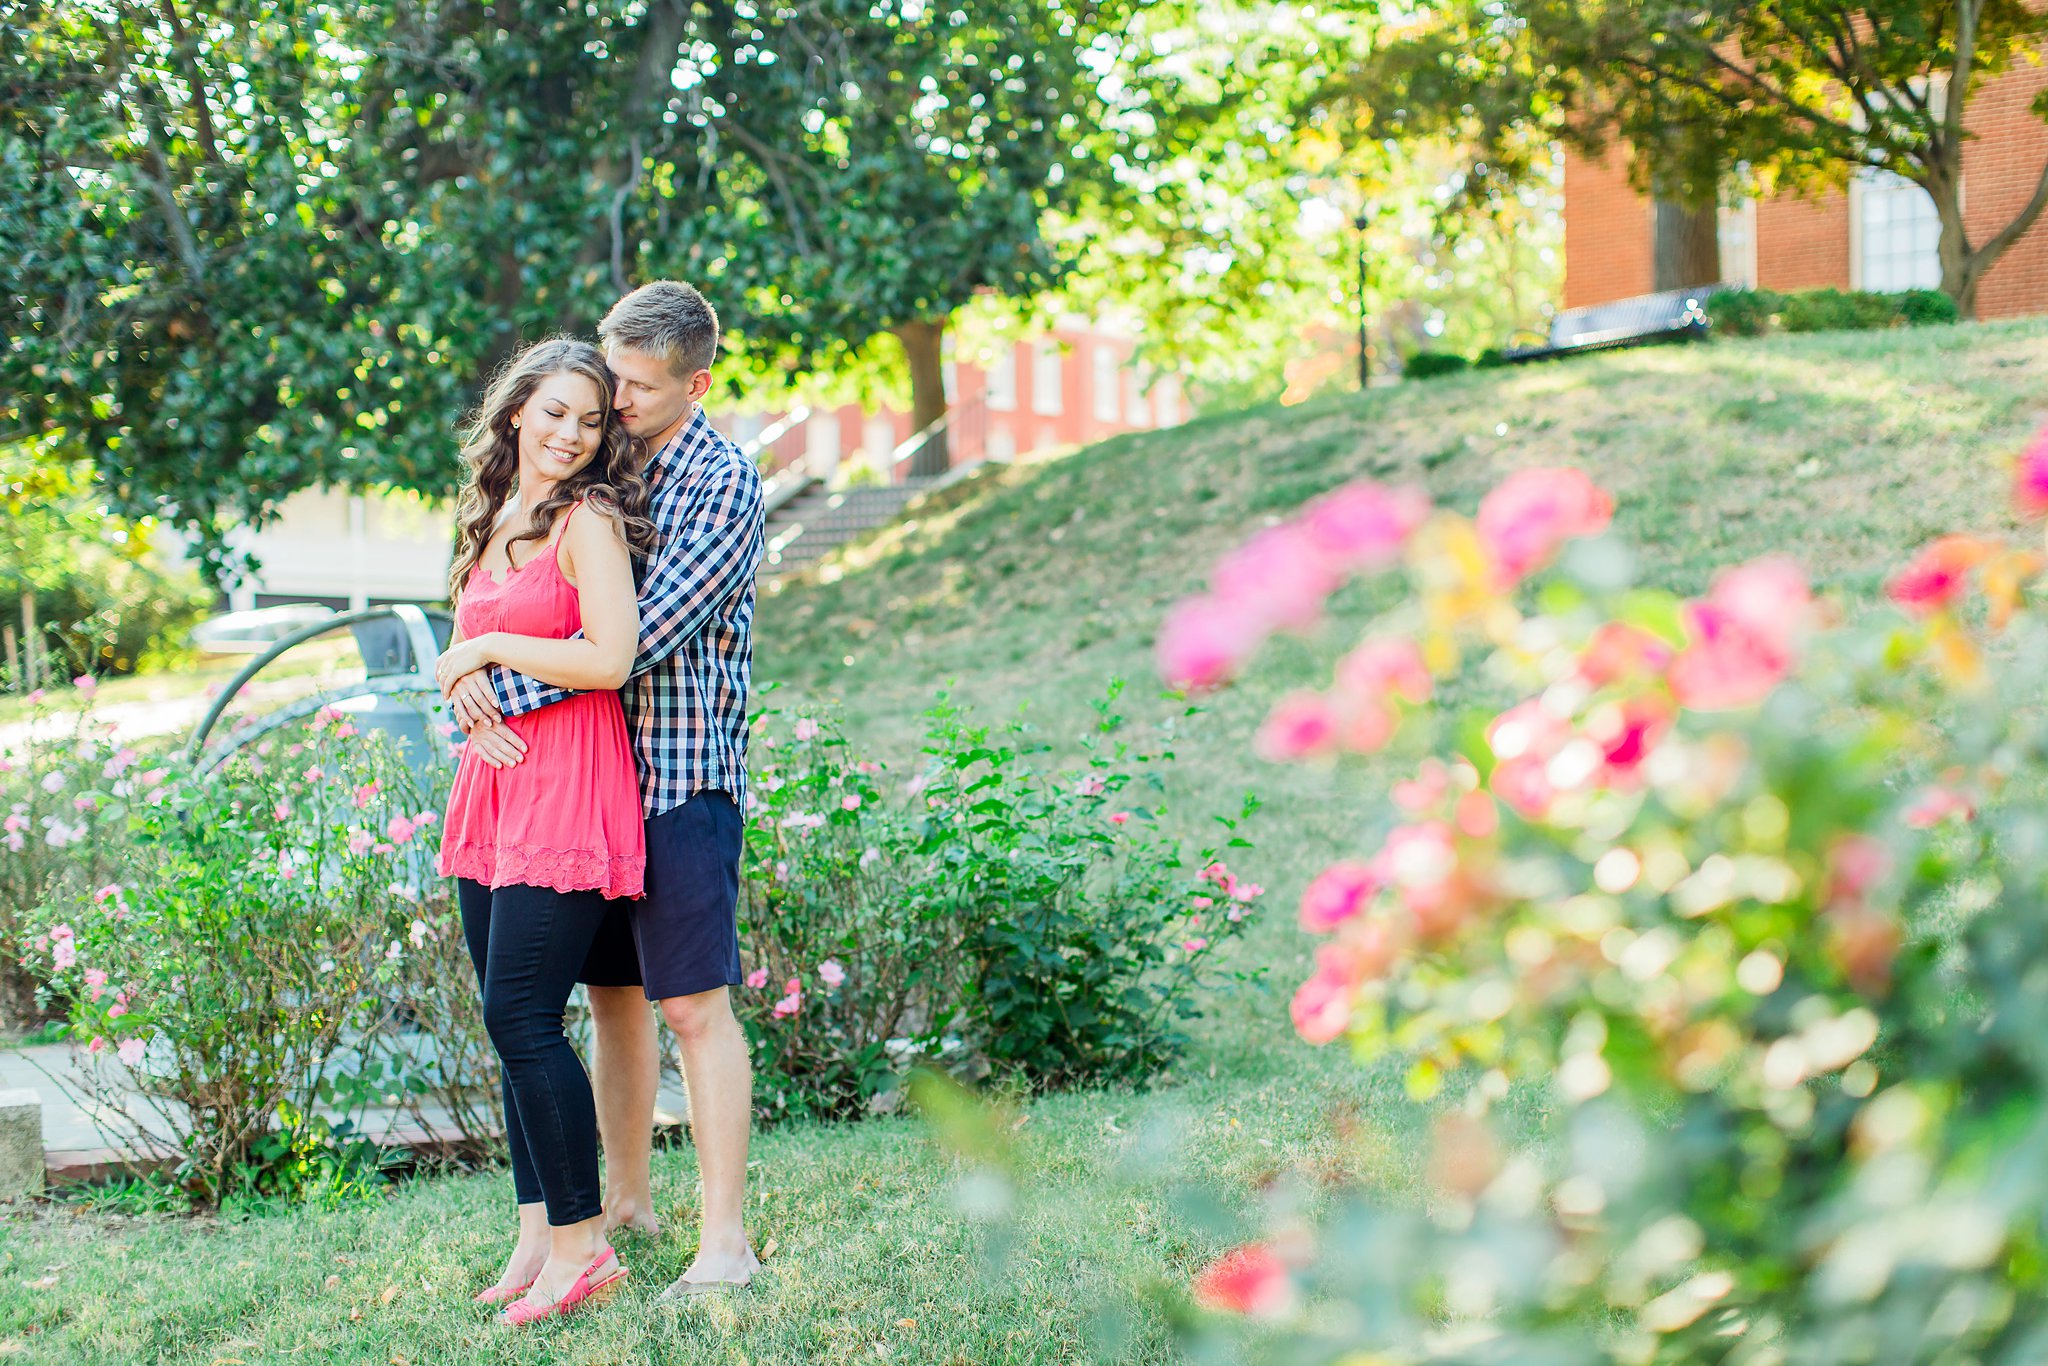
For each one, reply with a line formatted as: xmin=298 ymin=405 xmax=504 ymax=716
xmin=434 ymin=634 xmax=496 ymax=694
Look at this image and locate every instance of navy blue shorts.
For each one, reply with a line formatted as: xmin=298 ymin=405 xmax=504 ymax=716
xmin=576 ymin=790 xmax=743 ymax=1001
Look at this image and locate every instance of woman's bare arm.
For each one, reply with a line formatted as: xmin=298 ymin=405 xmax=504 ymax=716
xmin=432 ymin=509 xmax=639 ymax=692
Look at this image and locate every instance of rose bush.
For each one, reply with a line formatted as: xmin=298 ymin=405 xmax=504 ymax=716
xmin=0 ymin=680 xmax=158 ymax=1029
xmin=737 ymin=683 xmax=1264 ymax=1122
xmin=27 ymin=708 xmax=494 ymax=1204
xmin=1164 ymin=431 xmax=2048 ymax=1360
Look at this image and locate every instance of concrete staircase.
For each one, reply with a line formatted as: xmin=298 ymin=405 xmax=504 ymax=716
xmin=761 ymin=480 xmax=936 ymax=577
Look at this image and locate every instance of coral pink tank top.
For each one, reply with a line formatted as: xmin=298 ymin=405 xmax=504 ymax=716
xmin=437 ymin=503 xmax=645 ymax=900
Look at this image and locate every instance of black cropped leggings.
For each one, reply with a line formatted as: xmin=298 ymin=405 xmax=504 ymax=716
xmin=456 ymin=878 xmax=608 ymax=1226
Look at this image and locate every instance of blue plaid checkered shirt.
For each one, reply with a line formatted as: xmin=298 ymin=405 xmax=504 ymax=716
xmin=489 ymin=406 xmax=763 ymax=817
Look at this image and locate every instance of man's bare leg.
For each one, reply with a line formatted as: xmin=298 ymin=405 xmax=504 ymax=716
xmin=657 ymin=986 xmax=759 ymax=1290
xmin=587 ymin=983 xmax=661 ymax=1236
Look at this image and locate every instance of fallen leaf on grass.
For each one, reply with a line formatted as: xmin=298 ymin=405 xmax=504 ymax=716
xmin=896 ymin=1318 xmax=917 ymax=1331
xmin=760 ymin=1237 xmax=778 ymax=1261
xmin=27 ymin=1277 xmax=56 ymax=1291
xmin=323 ymin=1276 xmax=340 ymax=1291
xmin=379 ymin=1284 xmax=400 ymax=1306
xmin=348 ymin=1307 xmax=361 ymax=1323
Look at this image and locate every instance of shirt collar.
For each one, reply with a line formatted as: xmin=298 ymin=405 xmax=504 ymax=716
xmin=648 ymin=405 xmax=707 ymax=483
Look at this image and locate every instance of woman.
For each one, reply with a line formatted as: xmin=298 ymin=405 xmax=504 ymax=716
xmin=432 ymin=337 xmax=655 ymax=1327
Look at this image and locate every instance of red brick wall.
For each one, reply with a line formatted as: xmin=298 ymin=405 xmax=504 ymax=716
xmin=1966 ymin=58 xmax=2048 ymax=320
xmin=1562 ymin=56 xmax=2048 ymax=318
xmin=1563 ymin=145 xmax=1654 ymax=308
xmin=1755 ymin=188 xmax=1852 ymax=292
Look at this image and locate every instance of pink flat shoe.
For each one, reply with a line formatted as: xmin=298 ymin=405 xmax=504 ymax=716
xmin=473 ymin=1277 xmax=535 ymax=1306
xmin=499 ymin=1249 xmax=627 ymax=1327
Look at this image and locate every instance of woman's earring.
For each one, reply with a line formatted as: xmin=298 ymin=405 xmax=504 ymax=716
xmin=511 ymin=420 xmax=520 ymax=429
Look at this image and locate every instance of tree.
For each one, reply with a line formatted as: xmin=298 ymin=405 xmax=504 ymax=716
xmin=1343 ymin=0 xmax=2048 ymax=315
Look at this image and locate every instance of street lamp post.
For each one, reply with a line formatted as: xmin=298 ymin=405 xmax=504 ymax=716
xmin=1353 ymin=211 xmax=1371 ymax=389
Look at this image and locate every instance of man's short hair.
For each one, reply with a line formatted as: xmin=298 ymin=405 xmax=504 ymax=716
xmin=599 ymin=281 xmax=720 ymax=378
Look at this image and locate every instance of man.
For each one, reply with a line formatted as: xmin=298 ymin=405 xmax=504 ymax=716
xmin=448 ymin=280 xmax=765 ymax=1297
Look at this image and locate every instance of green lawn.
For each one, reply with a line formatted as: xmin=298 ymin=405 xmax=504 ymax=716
xmin=3 ymin=320 xmax=2043 ymax=1364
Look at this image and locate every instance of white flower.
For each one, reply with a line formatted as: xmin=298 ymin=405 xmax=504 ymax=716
xmin=40 ymin=772 xmax=66 ymax=794
xmin=384 ymin=941 xmax=403 ymax=962
xmin=407 ymin=918 xmax=430 ymax=947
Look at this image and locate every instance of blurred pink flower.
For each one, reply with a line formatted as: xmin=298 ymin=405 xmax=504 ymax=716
xmin=1156 ymin=594 xmax=1260 ymax=692
xmin=102 ymin=749 xmax=138 ymax=780
xmin=1181 ymin=937 xmax=1208 ymax=953
xmin=1904 ymin=786 xmax=1975 ymax=828
xmin=1299 ymin=860 xmax=1381 ymax=933
xmin=1255 ymin=691 xmax=1339 ymax=761
xmin=1489 ymin=754 xmax=1555 ymax=820
xmin=73 ymin=674 xmax=96 ymax=695
xmin=1291 ymin=944 xmax=1368 ymax=1044
xmin=273 ymin=802 xmax=291 ymax=822
xmin=1393 ymin=759 xmax=1451 ymax=814
xmin=84 ymin=967 xmax=107 ymax=1000
xmin=1586 ymin=695 xmax=1674 ymax=782
xmin=745 ymin=967 xmax=770 ymax=989
xmin=1298 ymin=481 xmax=1431 ymax=571
xmin=25 ymin=689 xmax=43 ymax=704
xmin=1886 ymin=536 xmax=1990 ymax=616
xmin=1191 ymin=895 xmax=1214 ymax=910
xmin=72 ymin=796 xmax=96 ymax=813
xmin=1108 ymin=811 xmax=1131 ymax=826
xmin=1578 ymin=622 xmax=1674 ymax=687
xmin=1381 ymin=821 xmax=1474 ymax=939
xmin=1212 ymin=525 xmax=1343 ymax=634
xmin=1336 ymin=698 xmax=1397 ymax=754
xmin=1074 ymin=774 xmax=1106 ymax=797
xmin=1455 ymin=791 xmax=1498 ymax=838
xmin=771 ymin=988 xmax=803 ymax=1018
xmin=1192 ymin=1243 xmax=1295 ymax=1317
xmin=52 ymin=940 xmax=75 ymax=970
xmin=117 ymin=1038 xmax=146 ymax=1067
xmin=794 ymin=718 xmax=819 ymax=742
xmin=387 ymin=816 xmax=417 ymax=844
xmin=841 ymin=794 xmax=862 ymax=811
xmin=40 ymin=772 xmax=65 ymax=794
xmin=2015 ymin=424 xmax=2048 ymax=519
xmin=92 ymin=884 xmax=121 ymax=905
xmin=414 ymin=810 xmax=437 ymax=827
xmin=1825 ymin=834 xmax=1892 ymax=912
xmin=348 ymin=830 xmax=375 ymax=856
xmin=87 ymin=1036 xmax=105 ymax=1056
xmin=334 ymin=723 xmax=358 ymax=738
xmin=1668 ymin=557 xmax=1811 ymax=711
xmin=352 ymin=781 xmax=380 ymax=809
xmin=1474 ymin=467 xmax=1614 ymax=586
xmin=819 ymin=959 xmax=846 ymax=988
xmin=305 ymin=766 xmax=325 ymax=783
xmin=1336 ymin=638 xmax=1432 ymax=706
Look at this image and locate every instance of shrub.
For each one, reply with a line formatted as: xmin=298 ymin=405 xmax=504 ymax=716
xmin=1 ymin=449 xmax=212 ymax=683
xmin=1403 ymin=351 xmax=1471 ymax=380
xmin=1711 ymin=285 xmax=1959 ymax=338
xmin=1705 ymin=286 xmax=1783 ymax=337
xmin=736 ymin=683 xmax=1264 ymax=1122
xmin=0 ymin=681 xmax=154 ymax=1028
xmin=1157 ymin=435 xmax=2048 ymax=1358
xmin=27 ymin=708 xmax=493 ymax=1203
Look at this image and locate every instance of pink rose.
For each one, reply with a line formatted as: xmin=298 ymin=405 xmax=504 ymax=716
xmin=1886 ymin=536 xmax=1990 ymax=616
xmin=1075 ymin=775 xmax=1106 ymax=797
xmin=84 ymin=968 xmax=107 ymax=1000
xmin=348 ymin=830 xmax=375 ymax=856
xmin=87 ymin=1036 xmax=105 ymax=1056
xmin=841 ymin=794 xmax=862 ymax=812
xmin=1297 ymin=481 xmax=1431 ymax=571
xmin=2014 ymin=423 xmax=2048 ymax=520
xmin=1904 ymin=786 xmax=1975 ymax=828
xmin=1156 ymin=594 xmax=1261 ymax=692
xmin=117 ymin=1038 xmax=146 ymax=1067
xmin=1335 ymin=637 xmax=1432 ymax=706
xmin=1211 ymin=525 xmax=1343 ymax=635
xmin=1291 ymin=944 xmax=1368 ymax=1044
xmin=771 ymin=990 xmax=802 ymax=1019
xmin=413 ymin=811 xmax=437 ymax=827
xmin=794 ymin=718 xmax=820 ymax=742
xmin=1299 ymin=860 xmax=1381 ymax=933
xmin=1254 ymin=691 xmax=1339 ymax=762
xmin=1192 ymin=1244 xmax=1295 ymax=1317
xmin=387 ymin=816 xmax=416 ymax=844
xmin=818 ymin=959 xmax=846 ymax=988
xmin=745 ymin=967 xmax=770 ymax=989
xmin=1108 ymin=811 xmax=1131 ymax=826
xmin=1667 ymin=556 xmax=1812 ymax=711
xmin=1191 ymin=895 xmax=1214 ymax=910
xmin=352 ymin=781 xmax=380 ymax=809
xmin=273 ymin=802 xmax=291 ymax=822
xmin=1474 ymin=467 xmax=1614 ymax=587
xmin=74 ymin=674 xmax=97 ymax=695
xmin=1181 ymin=937 xmax=1208 ymax=953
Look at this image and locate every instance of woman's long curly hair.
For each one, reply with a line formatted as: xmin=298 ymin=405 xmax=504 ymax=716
xmin=447 ymin=337 xmax=657 ymax=607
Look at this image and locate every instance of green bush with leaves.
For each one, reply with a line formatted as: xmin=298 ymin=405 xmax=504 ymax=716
xmin=26 ymin=708 xmax=493 ymax=1204
xmin=736 ymin=684 xmax=1264 ymax=1122
xmin=1710 ymin=286 xmax=1958 ymax=339
xmin=1403 ymin=350 xmax=1473 ymax=380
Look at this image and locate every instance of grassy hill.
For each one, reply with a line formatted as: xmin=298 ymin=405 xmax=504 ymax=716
xmin=5 ymin=320 xmax=2044 ymax=1365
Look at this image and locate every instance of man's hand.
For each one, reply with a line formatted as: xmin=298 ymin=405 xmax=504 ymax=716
xmin=463 ymin=724 xmax=528 ymax=769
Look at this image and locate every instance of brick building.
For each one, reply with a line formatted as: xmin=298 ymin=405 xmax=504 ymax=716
xmin=1563 ymin=57 xmax=2048 ymax=317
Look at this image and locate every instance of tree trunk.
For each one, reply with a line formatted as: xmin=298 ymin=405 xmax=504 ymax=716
xmin=1653 ymin=200 xmax=1722 ymax=291
xmin=892 ymin=319 xmax=950 ymax=479
xmin=1927 ymin=161 xmax=1982 ymax=320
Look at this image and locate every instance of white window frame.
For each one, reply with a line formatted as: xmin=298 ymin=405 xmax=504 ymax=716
xmin=1030 ymin=340 xmax=1064 ymax=416
xmin=1091 ymin=344 xmax=1121 ymax=422
xmin=1850 ymin=169 xmax=1945 ymax=294
xmin=985 ymin=346 xmax=1017 ymax=412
